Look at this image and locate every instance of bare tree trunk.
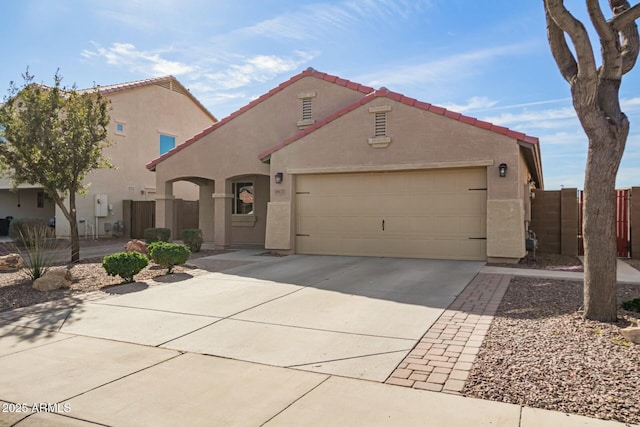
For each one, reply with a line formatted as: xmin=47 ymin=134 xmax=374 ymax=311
xmin=582 ymin=137 xmax=620 ymax=321
xmin=68 ymin=191 xmax=80 ymax=263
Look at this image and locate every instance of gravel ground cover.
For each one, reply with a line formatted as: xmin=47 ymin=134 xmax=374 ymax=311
xmin=0 ymin=246 xmax=225 ymax=312
xmin=464 ymin=276 xmax=640 ymax=425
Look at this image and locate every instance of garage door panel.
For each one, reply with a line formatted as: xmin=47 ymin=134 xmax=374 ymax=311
xmin=295 ymin=169 xmax=487 ymax=260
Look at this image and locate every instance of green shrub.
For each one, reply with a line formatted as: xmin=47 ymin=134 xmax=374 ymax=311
xmin=181 ymin=229 xmax=203 ymax=253
xmin=9 ymin=217 xmax=51 ymax=242
xmin=143 ymin=228 xmax=171 ymax=243
xmin=102 ymin=251 xmax=149 ymax=283
xmin=621 ymin=297 xmax=640 ymax=313
xmin=148 ymin=242 xmax=190 ymax=273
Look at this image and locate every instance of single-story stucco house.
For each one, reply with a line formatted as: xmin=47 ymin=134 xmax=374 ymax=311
xmin=147 ymin=68 xmax=543 ymax=263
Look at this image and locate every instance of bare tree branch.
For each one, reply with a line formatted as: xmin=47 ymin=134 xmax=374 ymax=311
xmin=610 ymin=1 xmax=640 ymax=31
xmin=588 ymin=0 xmax=620 ymax=80
xmin=544 ymin=0 xmax=598 ymax=108
xmin=545 ymin=3 xmax=578 ymax=82
xmin=611 ymin=1 xmax=640 ymax=74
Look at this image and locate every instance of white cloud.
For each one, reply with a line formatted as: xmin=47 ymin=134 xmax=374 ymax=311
xmin=81 ymin=43 xmax=195 ymax=77
xmin=482 ymin=106 xmax=578 ymax=127
xmin=232 ymin=0 xmax=433 ymax=41
xmin=202 ymin=51 xmax=315 ymax=90
xmin=441 ymin=96 xmax=498 ymax=113
xmin=356 ymin=42 xmax=536 ymax=88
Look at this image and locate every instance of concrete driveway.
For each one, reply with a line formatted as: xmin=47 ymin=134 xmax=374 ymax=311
xmin=3 ymin=252 xmax=628 ymax=426
xmin=3 ymin=253 xmax=483 ymax=383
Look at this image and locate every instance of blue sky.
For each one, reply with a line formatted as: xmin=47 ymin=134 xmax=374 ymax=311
xmin=2 ymin=0 xmax=640 ymax=189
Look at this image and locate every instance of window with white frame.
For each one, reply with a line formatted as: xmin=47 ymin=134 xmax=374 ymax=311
xmin=159 ymin=134 xmax=176 ymax=155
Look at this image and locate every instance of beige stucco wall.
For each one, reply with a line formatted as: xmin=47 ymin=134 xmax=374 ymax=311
xmin=266 ymin=97 xmax=529 ymax=260
xmin=153 ymin=75 xmax=369 ymax=245
xmin=55 ymin=83 xmax=214 ymax=238
xmin=154 ymin=76 xmax=367 ymax=186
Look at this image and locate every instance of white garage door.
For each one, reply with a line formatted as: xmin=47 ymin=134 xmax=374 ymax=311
xmin=295 ymin=168 xmax=487 ymax=260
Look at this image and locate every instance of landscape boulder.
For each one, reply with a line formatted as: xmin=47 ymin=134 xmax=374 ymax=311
xmin=620 ymin=326 xmax=640 ymax=344
xmin=125 ymin=239 xmax=148 ymax=256
xmin=0 ymin=253 xmax=24 ymax=271
xmin=32 ymin=267 xmax=72 ymax=292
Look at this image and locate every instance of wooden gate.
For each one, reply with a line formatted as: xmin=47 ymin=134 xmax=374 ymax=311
xmin=131 ymin=201 xmax=155 ymax=239
xmin=579 ymin=189 xmax=630 ymax=257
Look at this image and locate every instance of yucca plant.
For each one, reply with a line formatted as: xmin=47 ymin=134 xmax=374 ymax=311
xmin=18 ymin=224 xmax=61 ymax=280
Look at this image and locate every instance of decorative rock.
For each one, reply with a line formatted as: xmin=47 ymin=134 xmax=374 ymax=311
xmin=0 ymin=253 xmax=24 ymax=271
xmin=620 ymin=327 xmax=640 ymax=344
xmin=125 ymin=239 xmax=148 ymax=256
xmin=32 ymin=267 xmax=72 ymax=292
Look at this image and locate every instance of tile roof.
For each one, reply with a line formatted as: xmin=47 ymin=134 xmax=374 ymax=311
xmin=146 ymin=68 xmax=374 ymax=171
xmin=83 ymin=75 xmax=217 ymax=122
xmin=258 ymin=87 xmax=539 ymax=161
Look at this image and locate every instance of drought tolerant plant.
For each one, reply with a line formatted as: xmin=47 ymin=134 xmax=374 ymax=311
xmin=9 ymin=218 xmax=51 ymax=242
xmin=102 ymin=251 xmax=149 ymax=283
xmin=148 ymin=242 xmax=190 ymax=274
xmin=17 ymin=224 xmax=60 ymax=280
xmin=181 ymin=229 xmax=203 ymax=253
xmin=143 ymin=228 xmax=171 ymax=243
xmin=621 ymin=297 xmax=640 ymax=313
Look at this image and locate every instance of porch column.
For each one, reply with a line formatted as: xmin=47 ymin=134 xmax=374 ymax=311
xmin=155 ymin=181 xmax=175 ymax=238
xmin=213 ymin=179 xmax=233 ymax=249
xmin=199 ymin=180 xmax=215 ymax=242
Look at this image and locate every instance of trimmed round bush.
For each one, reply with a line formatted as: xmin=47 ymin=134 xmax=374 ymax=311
xmin=143 ymin=227 xmax=171 ymax=243
xmin=148 ymin=242 xmax=190 ymax=274
xmin=102 ymin=251 xmax=149 ymax=283
xmin=181 ymin=228 xmax=203 ymax=253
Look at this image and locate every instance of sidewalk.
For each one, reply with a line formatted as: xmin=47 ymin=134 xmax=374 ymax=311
xmin=481 ymin=258 xmax=640 ymax=284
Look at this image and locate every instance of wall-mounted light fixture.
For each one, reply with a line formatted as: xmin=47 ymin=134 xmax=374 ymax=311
xmin=498 ymin=163 xmax=508 ymax=178
xmin=274 ymin=172 xmax=284 ymax=184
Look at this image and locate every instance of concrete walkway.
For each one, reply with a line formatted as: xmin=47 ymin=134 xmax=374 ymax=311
xmin=482 ymin=258 xmax=640 ymax=284
xmin=0 ymin=250 xmax=633 ymax=426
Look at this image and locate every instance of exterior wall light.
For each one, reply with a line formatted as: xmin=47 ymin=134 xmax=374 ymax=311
xmin=498 ymin=163 xmax=508 ymax=178
xmin=274 ymin=172 xmax=284 ymax=184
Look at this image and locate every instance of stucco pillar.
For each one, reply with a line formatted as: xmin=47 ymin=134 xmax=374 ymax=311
xmin=213 ymin=179 xmax=232 ymax=249
xmin=198 ymin=180 xmax=215 ymax=242
xmin=155 ymin=181 xmax=175 ymax=236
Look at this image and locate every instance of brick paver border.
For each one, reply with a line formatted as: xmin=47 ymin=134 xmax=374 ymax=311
xmin=385 ymin=273 xmax=512 ymax=394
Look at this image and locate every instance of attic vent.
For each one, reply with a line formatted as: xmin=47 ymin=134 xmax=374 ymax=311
xmin=297 ymin=91 xmax=317 ymax=129
xmin=368 ymin=105 xmax=392 ymax=148
xmin=374 ymin=112 xmax=387 ymax=137
xmin=155 ymin=80 xmax=188 ymax=96
xmin=302 ymin=98 xmax=312 ymax=121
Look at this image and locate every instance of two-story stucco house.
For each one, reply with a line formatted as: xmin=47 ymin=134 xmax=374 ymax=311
xmin=0 ymin=76 xmax=216 ymax=238
xmin=147 ymin=68 xmax=542 ymax=262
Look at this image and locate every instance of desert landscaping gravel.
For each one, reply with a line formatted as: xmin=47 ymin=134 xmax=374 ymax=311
xmin=464 ymin=276 xmax=640 ymax=425
xmin=0 ymin=247 xmax=223 ymax=312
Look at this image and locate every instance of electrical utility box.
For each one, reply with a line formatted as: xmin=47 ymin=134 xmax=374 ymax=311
xmin=95 ymin=194 xmax=109 ymax=217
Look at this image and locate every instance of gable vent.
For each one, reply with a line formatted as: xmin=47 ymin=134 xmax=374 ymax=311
xmin=156 ymin=80 xmax=188 ymax=96
xmin=302 ymin=98 xmax=312 ymax=121
xmin=374 ymin=112 xmax=387 ymax=137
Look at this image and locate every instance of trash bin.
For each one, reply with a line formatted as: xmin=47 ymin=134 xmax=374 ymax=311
xmin=0 ymin=219 xmax=8 ymax=236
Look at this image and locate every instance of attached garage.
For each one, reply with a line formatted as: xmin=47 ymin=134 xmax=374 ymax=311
xmin=295 ymin=168 xmax=487 ymax=260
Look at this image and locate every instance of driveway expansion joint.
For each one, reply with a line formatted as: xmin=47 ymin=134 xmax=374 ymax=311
xmin=385 ymin=273 xmax=512 ymax=395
